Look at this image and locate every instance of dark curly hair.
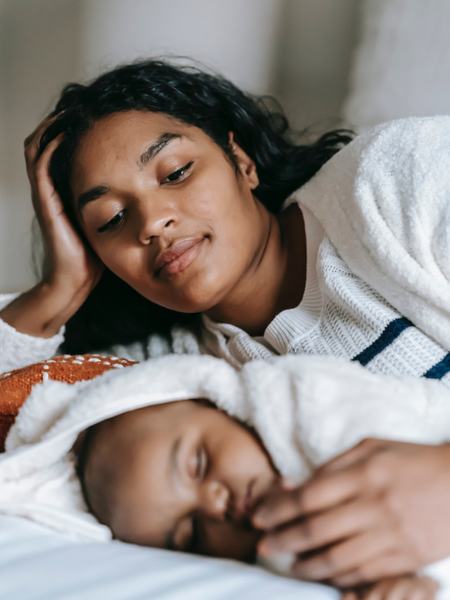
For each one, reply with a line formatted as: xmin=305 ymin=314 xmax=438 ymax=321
xmin=37 ymin=58 xmax=353 ymax=354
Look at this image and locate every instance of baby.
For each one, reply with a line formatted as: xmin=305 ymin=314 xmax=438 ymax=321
xmin=1 ymin=353 xmax=446 ymax=598
xmin=75 ymin=366 xmax=444 ymax=600
xmin=76 ymin=399 xmax=275 ymax=563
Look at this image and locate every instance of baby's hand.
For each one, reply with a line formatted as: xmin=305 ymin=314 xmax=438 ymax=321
xmin=341 ymin=575 xmax=438 ymax=600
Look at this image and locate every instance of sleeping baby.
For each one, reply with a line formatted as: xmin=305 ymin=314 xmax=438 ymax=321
xmin=1 ymin=353 xmax=449 ymax=598
xmin=75 ymin=396 xmax=439 ymax=600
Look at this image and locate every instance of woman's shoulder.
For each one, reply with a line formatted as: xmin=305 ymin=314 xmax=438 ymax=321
xmin=295 ymin=115 xmax=450 ymax=351
xmin=298 ymin=115 xmax=450 ymax=243
xmin=344 ymin=115 xmax=450 ymax=163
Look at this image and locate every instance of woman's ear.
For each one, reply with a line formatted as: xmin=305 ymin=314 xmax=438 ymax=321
xmin=228 ymin=132 xmax=259 ymax=190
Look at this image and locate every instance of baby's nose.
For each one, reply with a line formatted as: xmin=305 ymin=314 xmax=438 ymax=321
xmin=200 ymin=480 xmax=229 ymax=520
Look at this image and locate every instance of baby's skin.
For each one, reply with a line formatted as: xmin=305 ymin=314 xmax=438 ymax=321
xmin=77 ymin=399 xmax=278 ymax=561
xmin=76 ymin=400 xmax=437 ymax=599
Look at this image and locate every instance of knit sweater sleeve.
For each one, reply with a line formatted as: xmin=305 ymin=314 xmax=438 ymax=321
xmin=0 ymin=293 xmax=65 ymax=373
xmin=298 ymin=116 xmax=450 ymax=351
xmin=0 ymin=292 xmax=202 ymax=371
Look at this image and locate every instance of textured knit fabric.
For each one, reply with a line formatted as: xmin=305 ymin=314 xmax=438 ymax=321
xmin=0 ymin=293 xmax=201 ymax=374
xmin=203 ymin=117 xmax=450 ymax=384
xmin=203 ymin=208 xmax=450 ymax=386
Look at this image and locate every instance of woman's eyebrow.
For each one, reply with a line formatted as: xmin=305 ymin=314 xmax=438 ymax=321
xmin=137 ymin=132 xmax=182 ymax=170
xmin=77 ymin=132 xmax=183 ymax=210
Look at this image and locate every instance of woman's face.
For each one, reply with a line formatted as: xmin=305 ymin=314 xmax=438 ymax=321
xmin=85 ymin=400 xmax=278 ymax=561
xmin=70 ymin=110 xmax=265 ymax=313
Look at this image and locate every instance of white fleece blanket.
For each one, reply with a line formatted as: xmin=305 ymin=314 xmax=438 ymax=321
xmin=1 ymin=352 xmax=450 ymax=589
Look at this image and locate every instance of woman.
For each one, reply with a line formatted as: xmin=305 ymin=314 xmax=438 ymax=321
xmin=1 ymin=58 xmax=450 ymax=591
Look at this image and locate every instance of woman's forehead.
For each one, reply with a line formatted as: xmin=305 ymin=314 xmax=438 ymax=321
xmin=80 ymin=111 xmax=199 ymax=146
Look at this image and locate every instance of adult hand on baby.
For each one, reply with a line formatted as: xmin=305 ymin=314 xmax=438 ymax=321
xmin=341 ymin=575 xmax=438 ymax=600
xmin=252 ymin=439 xmax=450 ymax=587
xmin=24 ymin=113 xmax=103 ymax=295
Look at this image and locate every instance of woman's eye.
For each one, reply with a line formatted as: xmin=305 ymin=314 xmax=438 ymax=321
xmin=97 ymin=210 xmax=126 ymax=233
xmin=162 ymin=161 xmax=193 ymax=184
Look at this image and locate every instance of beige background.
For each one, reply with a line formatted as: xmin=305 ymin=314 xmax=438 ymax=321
xmin=0 ymin=0 xmax=359 ymax=292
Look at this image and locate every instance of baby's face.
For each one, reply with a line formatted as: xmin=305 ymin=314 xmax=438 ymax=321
xmin=84 ymin=400 xmax=278 ymax=561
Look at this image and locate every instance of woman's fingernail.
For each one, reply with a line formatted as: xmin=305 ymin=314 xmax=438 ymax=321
xmin=252 ymin=512 xmax=265 ymax=527
xmin=281 ymin=478 xmax=297 ymax=490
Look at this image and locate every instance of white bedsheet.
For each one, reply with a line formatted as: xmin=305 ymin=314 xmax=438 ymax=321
xmin=0 ymin=514 xmax=338 ymax=599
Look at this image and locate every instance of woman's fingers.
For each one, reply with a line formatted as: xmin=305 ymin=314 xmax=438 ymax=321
xmin=290 ymin=528 xmax=396 ymax=581
xmin=330 ymin=553 xmax=417 ymax=588
xmin=24 ymin=112 xmax=62 ymax=168
xmin=352 ymin=576 xmax=438 ymax=600
xmin=32 ymin=133 xmax=65 ymax=222
xmin=316 ymin=438 xmax=385 ymax=476
xmin=257 ymin=498 xmax=382 ymax=556
xmin=252 ymin=463 xmax=364 ymax=530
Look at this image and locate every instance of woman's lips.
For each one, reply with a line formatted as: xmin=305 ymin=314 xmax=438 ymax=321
xmin=155 ymin=237 xmax=205 ymax=277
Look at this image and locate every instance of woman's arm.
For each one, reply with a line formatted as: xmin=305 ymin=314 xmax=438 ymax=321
xmin=0 ymin=282 xmax=93 ymax=339
xmin=0 ymin=114 xmax=103 ymax=372
xmin=298 ymin=116 xmax=450 ymax=351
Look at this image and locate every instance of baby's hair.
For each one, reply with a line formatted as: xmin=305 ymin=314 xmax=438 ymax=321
xmin=36 ymin=57 xmax=353 ymax=354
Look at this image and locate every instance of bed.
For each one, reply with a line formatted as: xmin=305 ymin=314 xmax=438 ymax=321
xmin=0 ymin=515 xmax=337 ymax=599
xmin=2 ymin=0 xmax=450 ymax=598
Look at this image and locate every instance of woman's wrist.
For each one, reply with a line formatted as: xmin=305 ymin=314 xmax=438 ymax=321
xmin=0 ymin=281 xmax=89 ymax=339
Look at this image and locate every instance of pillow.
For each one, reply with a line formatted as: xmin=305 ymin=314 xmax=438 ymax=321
xmin=343 ymin=0 xmax=450 ymax=129
xmin=0 ymin=354 xmax=136 ymax=450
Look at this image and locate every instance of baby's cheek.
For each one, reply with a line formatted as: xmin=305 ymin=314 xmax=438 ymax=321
xmin=201 ymin=518 xmax=260 ymax=562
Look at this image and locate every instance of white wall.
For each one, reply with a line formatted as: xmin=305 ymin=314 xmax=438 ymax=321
xmin=0 ymin=0 xmax=359 ymax=292
xmin=79 ymin=0 xmax=284 ymax=95
xmin=276 ymin=0 xmax=359 ymax=131
xmin=0 ymin=0 xmax=81 ymax=292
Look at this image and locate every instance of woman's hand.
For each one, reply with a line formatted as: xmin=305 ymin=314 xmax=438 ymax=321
xmin=24 ymin=113 xmax=103 ymax=294
xmin=252 ymin=439 xmax=450 ymax=587
xmin=0 ymin=115 xmax=104 ymax=338
xmin=342 ymin=575 xmax=438 ymax=600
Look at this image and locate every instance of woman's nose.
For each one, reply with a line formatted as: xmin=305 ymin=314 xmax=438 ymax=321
xmin=136 ymin=200 xmax=177 ymax=244
xmin=199 ymin=480 xmax=230 ymax=520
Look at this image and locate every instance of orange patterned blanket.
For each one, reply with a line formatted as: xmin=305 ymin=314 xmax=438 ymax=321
xmin=0 ymin=354 xmax=136 ymax=451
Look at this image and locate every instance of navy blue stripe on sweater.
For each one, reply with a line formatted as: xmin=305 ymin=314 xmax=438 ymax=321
xmin=424 ymin=354 xmax=450 ymax=380
xmin=352 ymin=317 xmax=413 ymax=367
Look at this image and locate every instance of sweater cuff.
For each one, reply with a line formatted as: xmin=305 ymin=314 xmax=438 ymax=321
xmin=0 ymin=315 xmax=65 ymax=373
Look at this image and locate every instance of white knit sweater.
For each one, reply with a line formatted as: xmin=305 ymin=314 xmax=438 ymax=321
xmin=203 ymin=204 xmax=450 ymax=387
xmin=1 ymin=117 xmax=450 ymax=388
